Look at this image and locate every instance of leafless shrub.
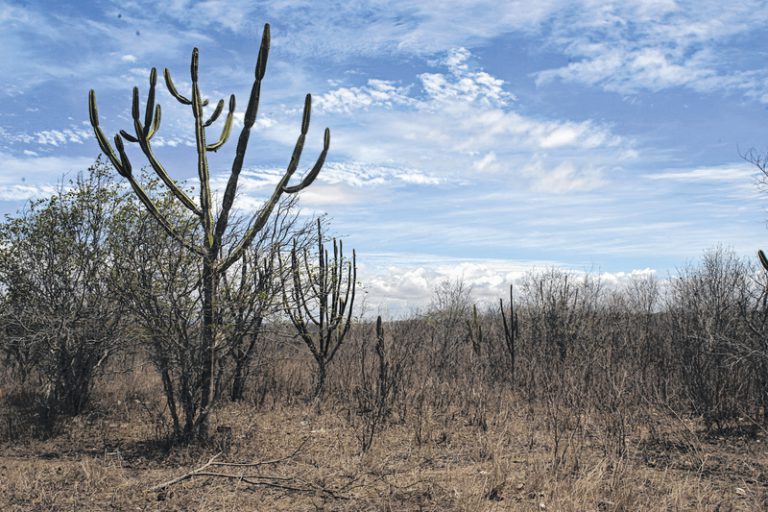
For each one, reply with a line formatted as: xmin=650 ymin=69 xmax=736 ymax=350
xmin=0 ymin=161 xmax=127 ymax=425
xmin=666 ymin=246 xmax=751 ymax=432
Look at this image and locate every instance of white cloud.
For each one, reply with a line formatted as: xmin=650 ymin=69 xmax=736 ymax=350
xmin=524 ymin=159 xmax=605 ymax=193
xmin=535 ymin=1 xmax=768 ymax=100
xmin=419 ymin=47 xmax=514 ymax=107
xmin=644 ymin=163 xmax=756 ymax=183
xmin=359 ymin=254 xmax=663 ymax=316
xmin=35 ymin=128 xmax=92 ymax=146
xmin=279 ymin=47 xmax=628 ymax=190
xmin=315 ymin=79 xmax=415 ymax=113
xmin=0 ymin=152 xmax=96 ymax=178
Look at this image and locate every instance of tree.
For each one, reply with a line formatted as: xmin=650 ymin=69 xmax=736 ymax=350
xmin=216 ymin=197 xmax=316 ymax=402
xmin=108 ymin=177 xmax=205 ymax=440
xmin=88 ymin=23 xmax=330 ymax=441
xmin=0 ymin=160 xmax=126 ymax=421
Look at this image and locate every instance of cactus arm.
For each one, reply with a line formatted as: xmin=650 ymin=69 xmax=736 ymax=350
xmin=164 ymin=68 xmax=192 ymax=105
xmin=281 ymin=96 xmax=330 ymax=194
xmin=112 ymin=133 xmax=133 ymax=176
xmin=147 ymin=104 xmax=161 ymax=140
xmin=327 ymin=250 xmax=355 ymax=362
xmin=119 ymin=130 xmax=139 ymax=143
xmin=302 ymin=245 xmax=323 ymax=299
xmin=283 ymin=127 xmax=330 ymax=194
xmin=329 ymin=240 xmax=340 ymax=323
xmin=88 ymin=90 xmax=129 ymax=177
xmin=189 ymin=48 xmax=215 ymax=249
xmin=213 ymin=24 xmax=270 ymax=252
xmin=206 ymin=95 xmax=235 ymax=152
xmin=143 ymin=68 xmax=157 ymax=138
xmin=123 ymin=70 xmax=202 ymax=217
xmin=499 ymin=284 xmax=517 ymax=377
xmin=115 ymin=135 xmax=206 ymax=257
xmin=214 ymin=28 xmax=330 ymax=263
xmin=204 ymin=99 xmax=225 ymax=127
xmin=293 ymin=244 xmax=321 ymax=325
xmin=759 ymin=249 xmax=768 ymax=271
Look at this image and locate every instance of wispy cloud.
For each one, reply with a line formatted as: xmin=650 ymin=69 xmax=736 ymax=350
xmin=0 ymin=152 xmax=97 ymax=204
xmin=282 ymin=46 xmax=630 ymax=196
xmin=644 ymin=163 xmax=756 ymax=183
xmin=536 ymin=1 xmax=768 ymax=101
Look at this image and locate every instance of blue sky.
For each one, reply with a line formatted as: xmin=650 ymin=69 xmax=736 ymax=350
xmin=1 ymin=0 xmax=768 ymax=312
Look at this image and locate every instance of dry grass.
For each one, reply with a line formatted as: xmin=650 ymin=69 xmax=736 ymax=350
xmin=1 ymin=369 xmax=766 ymax=511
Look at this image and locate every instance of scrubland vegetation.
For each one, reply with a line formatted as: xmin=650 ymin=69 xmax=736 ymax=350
xmin=0 ymin=160 xmax=766 ymax=510
xmin=1 ymin=22 xmax=766 ymax=512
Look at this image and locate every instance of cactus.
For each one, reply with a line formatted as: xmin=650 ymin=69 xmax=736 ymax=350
xmin=759 ymin=249 xmax=768 ymax=271
xmin=283 ymin=219 xmax=356 ymax=399
xmin=87 ymin=23 xmax=330 ymax=441
xmin=500 ymin=284 xmax=519 ymax=380
xmin=466 ymin=304 xmax=483 ymax=356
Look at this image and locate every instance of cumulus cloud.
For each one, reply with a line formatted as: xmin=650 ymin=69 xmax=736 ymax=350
xmin=420 ymin=47 xmax=514 ymax=107
xmin=315 ymin=79 xmax=415 ymax=113
xmin=359 ymin=256 xmax=662 ymax=316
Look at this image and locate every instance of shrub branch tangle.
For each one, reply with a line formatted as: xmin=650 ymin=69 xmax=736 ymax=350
xmin=0 ymin=163 xmax=126 ymax=422
xmin=88 ymin=23 xmax=330 ymax=441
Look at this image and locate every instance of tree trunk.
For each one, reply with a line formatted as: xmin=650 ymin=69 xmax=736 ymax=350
xmin=230 ymin=358 xmax=247 ymax=402
xmin=195 ymin=258 xmax=217 ymax=440
xmin=313 ymin=360 xmax=326 ymax=401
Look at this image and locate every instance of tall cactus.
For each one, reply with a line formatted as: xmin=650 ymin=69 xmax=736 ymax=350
xmin=282 ymin=219 xmax=356 ymax=399
xmin=466 ymin=304 xmax=483 ymax=356
xmin=88 ymin=23 xmax=330 ymax=441
xmin=500 ymin=284 xmax=519 ymax=380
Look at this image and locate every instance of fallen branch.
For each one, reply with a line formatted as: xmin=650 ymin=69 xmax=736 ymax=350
xmin=149 ymin=452 xmax=222 ymax=492
xmin=147 ymin=437 xmax=347 ymax=499
xmin=211 ymin=437 xmax=308 ymax=468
